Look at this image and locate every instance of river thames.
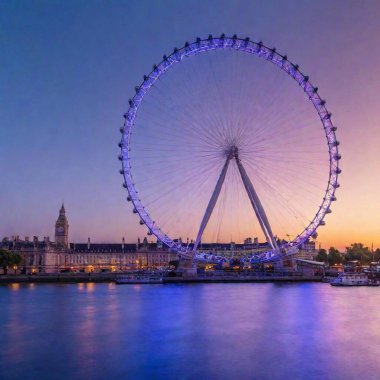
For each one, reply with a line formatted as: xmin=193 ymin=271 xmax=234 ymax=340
xmin=1 ymin=282 xmax=380 ymax=380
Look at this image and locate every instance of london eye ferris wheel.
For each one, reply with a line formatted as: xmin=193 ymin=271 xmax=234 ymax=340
xmin=118 ymin=35 xmax=341 ymax=264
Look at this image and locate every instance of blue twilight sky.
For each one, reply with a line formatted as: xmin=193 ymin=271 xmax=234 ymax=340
xmin=0 ymin=0 xmax=379 ymax=248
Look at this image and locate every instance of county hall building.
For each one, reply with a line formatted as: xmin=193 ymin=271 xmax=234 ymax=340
xmin=0 ymin=205 xmax=177 ymax=274
xmin=1 ymin=205 xmax=317 ymax=274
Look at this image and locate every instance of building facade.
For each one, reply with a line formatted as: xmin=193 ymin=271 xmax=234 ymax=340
xmin=297 ymin=240 xmax=318 ymax=261
xmin=0 ymin=205 xmax=177 ymax=274
xmin=1 ymin=205 xmax=319 ymax=274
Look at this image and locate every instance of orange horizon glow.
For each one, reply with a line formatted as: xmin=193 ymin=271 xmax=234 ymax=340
xmin=0 ymin=2 xmax=379 ymax=253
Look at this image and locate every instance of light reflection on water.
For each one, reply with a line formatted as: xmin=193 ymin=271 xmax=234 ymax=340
xmin=1 ymin=283 xmax=380 ymax=380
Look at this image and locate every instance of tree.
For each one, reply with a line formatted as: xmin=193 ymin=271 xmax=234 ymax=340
xmin=315 ymin=249 xmax=328 ymax=263
xmin=374 ymin=248 xmax=380 ymax=262
xmin=328 ymin=247 xmax=342 ymax=266
xmin=0 ymin=249 xmax=11 ymax=274
xmin=0 ymin=250 xmax=23 ymax=274
xmin=9 ymin=252 xmax=23 ymax=273
xmin=345 ymin=243 xmax=372 ymax=264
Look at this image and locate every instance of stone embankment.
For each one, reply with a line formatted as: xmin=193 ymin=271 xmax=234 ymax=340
xmin=0 ymin=271 xmax=322 ymax=284
xmin=0 ymin=272 xmax=118 ymax=284
xmin=164 ymin=274 xmax=322 ymax=283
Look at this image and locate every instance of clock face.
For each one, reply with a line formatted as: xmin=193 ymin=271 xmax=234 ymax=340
xmin=57 ymin=226 xmax=64 ymax=233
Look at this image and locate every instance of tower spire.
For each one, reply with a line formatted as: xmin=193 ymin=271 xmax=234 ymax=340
xmin=56 ymin=202 xmax=69 ymax=247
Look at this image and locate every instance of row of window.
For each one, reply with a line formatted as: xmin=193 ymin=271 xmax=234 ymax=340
xmin=64 ymin=254 xmax=171 ymax=265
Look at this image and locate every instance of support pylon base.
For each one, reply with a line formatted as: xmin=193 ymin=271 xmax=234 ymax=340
xmin=176 ymin=259 xmax=197 ymax=277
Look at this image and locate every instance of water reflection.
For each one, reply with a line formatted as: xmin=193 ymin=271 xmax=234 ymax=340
xmin=77 ymin=282 xmax=95 ymax=292
xmin=1 ymin=283 xmax=380 ymax=380
xmin=10 ymin=283 xmax=20 ymax=291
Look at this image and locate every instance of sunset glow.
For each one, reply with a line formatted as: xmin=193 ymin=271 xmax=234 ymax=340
xmin=0 ymin=1 xmax=379 ymax=251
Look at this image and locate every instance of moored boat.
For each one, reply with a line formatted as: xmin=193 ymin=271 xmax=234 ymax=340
xmin=331 ymin=272 xmax=380 ymax=286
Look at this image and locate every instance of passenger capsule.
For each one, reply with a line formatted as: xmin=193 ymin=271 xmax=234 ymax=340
xmin=335 ymin=168 xmax=342 ymax=174
xmin=127 ymin=196 xmax=132 ymax=201
xmin=118 ymin=155 xmax=123 ymax=161
xmin=139 ymin=220 xmax=144 ymax=225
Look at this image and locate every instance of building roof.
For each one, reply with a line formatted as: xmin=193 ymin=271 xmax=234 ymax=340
xmin=296 ymin=259 xmax=326 ymax=267
xmin=196 ymin=242 xmax=270 ymax=249
xmin=69 ymin=243 xmax=137 ymax=253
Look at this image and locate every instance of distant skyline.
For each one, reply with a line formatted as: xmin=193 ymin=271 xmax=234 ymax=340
xmin=1 ymin=1 xmax=380 ymax=250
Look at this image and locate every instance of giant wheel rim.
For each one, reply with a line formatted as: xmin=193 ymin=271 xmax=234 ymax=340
xmin=119 ymin=35 xmax=340 ymax=263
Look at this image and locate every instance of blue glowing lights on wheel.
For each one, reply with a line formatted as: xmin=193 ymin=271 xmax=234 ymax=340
xmin=118 ymin=35 xmax=340 ymax=264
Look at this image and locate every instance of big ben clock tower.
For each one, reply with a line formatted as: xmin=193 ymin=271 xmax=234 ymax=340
xmin=55 ymin=204 xmax=69 ymax=248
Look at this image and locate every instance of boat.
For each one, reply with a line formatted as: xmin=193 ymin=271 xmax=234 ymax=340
xmin=115 ymin=274 xmax=163 ymax=284
xmin=330 ymin=272 xmax=380 ymax=286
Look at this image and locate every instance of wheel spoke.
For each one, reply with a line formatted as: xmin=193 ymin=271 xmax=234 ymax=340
xmin=120 ymin=36 xmax=340 ymax=264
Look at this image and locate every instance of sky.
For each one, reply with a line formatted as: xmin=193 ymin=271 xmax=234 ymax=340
xmin=0 ymin=0 xmax=379 ymax=250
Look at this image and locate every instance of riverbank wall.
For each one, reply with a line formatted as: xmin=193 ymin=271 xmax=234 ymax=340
xmin=0 ymin=272 xmax=323 ymax=284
